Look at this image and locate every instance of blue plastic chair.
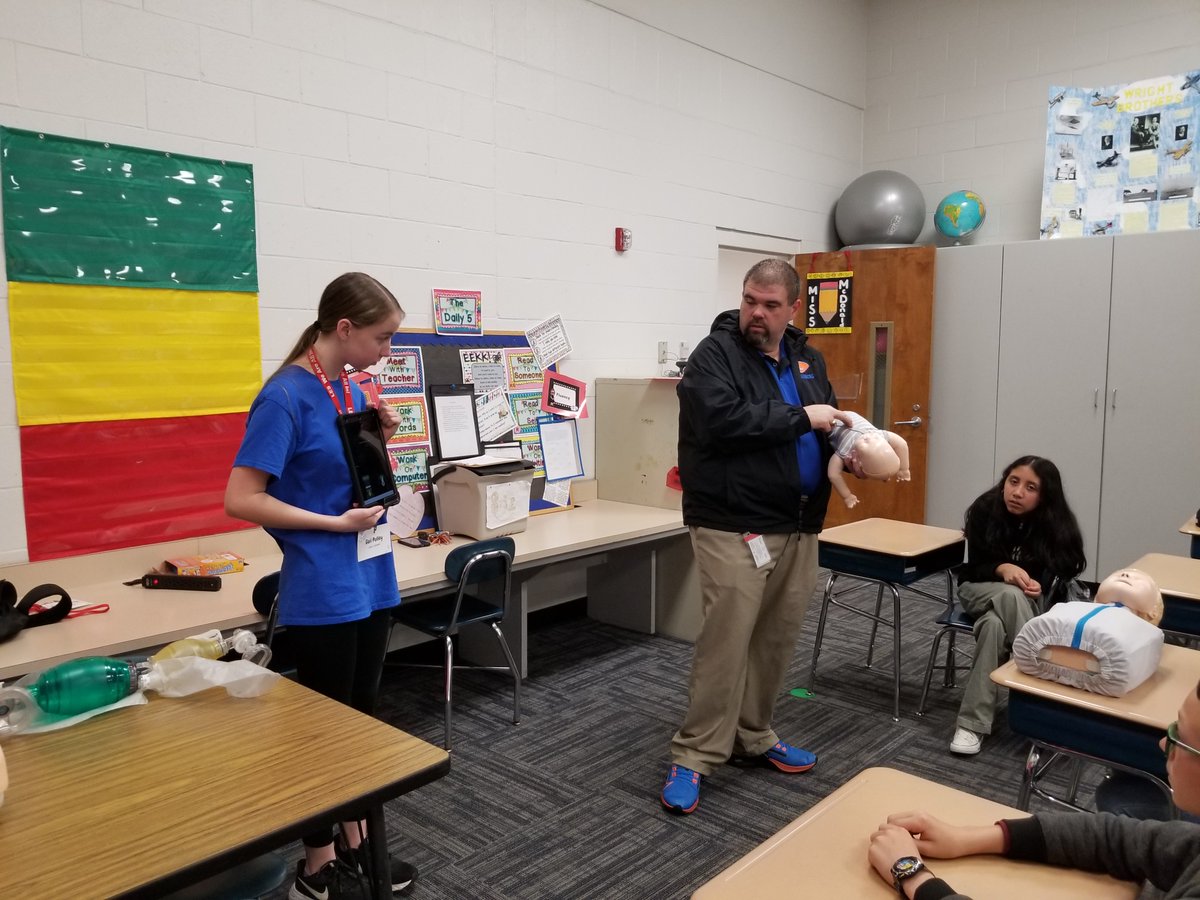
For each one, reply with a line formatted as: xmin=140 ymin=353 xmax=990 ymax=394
xmin=391 ymin=536 xmax=521 ymax=749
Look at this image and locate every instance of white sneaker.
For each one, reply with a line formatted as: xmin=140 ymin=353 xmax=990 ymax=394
xmin=950 ymin=727 xmax=982 ymax=755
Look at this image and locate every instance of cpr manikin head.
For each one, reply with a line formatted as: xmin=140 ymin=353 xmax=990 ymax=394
xmin=1096 ymin=567 xmax=1164 ymax=626
xmin=854 ymin=433 xmax=901 ymax=480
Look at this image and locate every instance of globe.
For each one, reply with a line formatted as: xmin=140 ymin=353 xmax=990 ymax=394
xmin=934 ymin=190 xmax=986 ymax=241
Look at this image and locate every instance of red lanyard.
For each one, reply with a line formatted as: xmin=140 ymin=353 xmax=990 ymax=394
xmin=307 ymin=347 xmax=355 ymax=414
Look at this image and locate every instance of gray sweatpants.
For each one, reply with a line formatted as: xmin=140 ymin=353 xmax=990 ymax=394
xmin=955 ymin=580 xmax=1037 ymax=734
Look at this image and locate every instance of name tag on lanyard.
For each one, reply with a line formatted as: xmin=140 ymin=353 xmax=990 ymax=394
xmin=358 ymin=522 xmax=391 ymax=562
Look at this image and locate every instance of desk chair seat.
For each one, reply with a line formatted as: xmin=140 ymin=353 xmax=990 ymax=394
xmin=916 ymin=576 xmax=1076 ymax=716
xmin=391 ymin=536 xmax=521 ymax=750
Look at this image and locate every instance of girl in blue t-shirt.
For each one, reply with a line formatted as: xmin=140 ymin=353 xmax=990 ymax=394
xmin=226 ymin=272 xmax=416 ymax=898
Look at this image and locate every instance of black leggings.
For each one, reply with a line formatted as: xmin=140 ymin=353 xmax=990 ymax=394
xmin=288 ymin=608 xmax=392 ymax=848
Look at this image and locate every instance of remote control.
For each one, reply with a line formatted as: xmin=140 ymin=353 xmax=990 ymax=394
xmin=140 ymin=573 xmax=222 ymax=591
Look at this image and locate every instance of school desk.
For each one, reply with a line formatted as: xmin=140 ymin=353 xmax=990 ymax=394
xmin=807 ymin=518 xmax=965 ymax=720
xmin=692 ymin=766 xmax=1137 ymax=899
xmin=1127 ymin=552 xmax=1200 ymax=638
xmin=990 ymin=644 xmax=1200 ymax=815
xmin=0 ymin=677 xmax=449 ymax=898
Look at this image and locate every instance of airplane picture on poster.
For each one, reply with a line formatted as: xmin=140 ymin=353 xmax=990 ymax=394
xmin=1041 ymin=69 xmax=1200 ymax=238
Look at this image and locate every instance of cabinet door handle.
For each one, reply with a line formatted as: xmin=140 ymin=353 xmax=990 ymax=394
xmin=893 ymin=416 xmax=923 ymax=427
xmin=1111 ymin=389 xmax=1117 ymax=410
xmin=1094 ymin=389 xmax=1099 ymax=409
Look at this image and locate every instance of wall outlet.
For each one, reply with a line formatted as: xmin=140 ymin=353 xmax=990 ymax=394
xmin=657 ymin=341 xmax=668 ymax=364
xmin=679 ymin=341 xmax=689 ymax=360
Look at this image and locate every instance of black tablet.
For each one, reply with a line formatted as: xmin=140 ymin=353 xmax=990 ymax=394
xmin=336 ymin=409 xmax=400 ymax=508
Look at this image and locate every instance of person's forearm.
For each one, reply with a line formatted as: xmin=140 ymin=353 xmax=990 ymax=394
xmin=225 ymin=489 xmax=339 ymax=532
xmin=957 ymin=824 xmax=1006 ymax=856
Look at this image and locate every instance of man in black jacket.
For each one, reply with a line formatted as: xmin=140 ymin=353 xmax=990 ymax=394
xmin=660 ymin=258 xmax=851 ymax=815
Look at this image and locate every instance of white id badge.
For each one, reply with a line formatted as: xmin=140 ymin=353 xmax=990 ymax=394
xmin=357 ymin=522 xmax=391 ymax=562
xmin=744 ymin=533 xmax=770 ymax=568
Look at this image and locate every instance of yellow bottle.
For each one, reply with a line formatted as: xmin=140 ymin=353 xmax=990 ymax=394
xmin=149 ymin=629 xmax=271 ymax=667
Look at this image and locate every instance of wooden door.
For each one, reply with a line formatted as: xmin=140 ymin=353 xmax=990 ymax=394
xmin=795 ymin=247 xmax=936 ymax=526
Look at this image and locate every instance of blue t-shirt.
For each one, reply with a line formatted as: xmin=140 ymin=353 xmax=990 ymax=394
xmin=233 ymin=365 xmax=401 ymax=626
xmin=763 ymin=347 xmax=822 ymax=496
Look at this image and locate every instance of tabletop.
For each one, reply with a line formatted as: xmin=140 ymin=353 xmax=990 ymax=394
xmin=0 ymin=677 xmax=449 ymax=898
xmin=1128 ymin=552 xmax=1200 ymax=602
xmin=692 ymin=766 xmax=1136 ymax=899
xmin=991 ymin=642 xmax=1200 ymax=729
xmin=818 ymin=518 xmax=965 ymax=557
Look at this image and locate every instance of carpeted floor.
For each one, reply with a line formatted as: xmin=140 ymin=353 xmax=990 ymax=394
xmin=264 ymin=572 xmax=1117 ymax=900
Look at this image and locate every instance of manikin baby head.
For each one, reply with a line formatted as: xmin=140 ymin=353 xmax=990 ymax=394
xmin=1095 ymin=567 xmax=1164 ymax=626
xmin=853 ymin=433 xmax=901 ymax=480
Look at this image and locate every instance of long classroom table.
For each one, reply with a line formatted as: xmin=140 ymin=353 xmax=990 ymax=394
xmin=0 ymin=500 xmax=688 ymax=680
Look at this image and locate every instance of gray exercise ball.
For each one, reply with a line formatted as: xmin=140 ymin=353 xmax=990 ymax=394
xmin=834 ymin=170 xmax=926 ymax=247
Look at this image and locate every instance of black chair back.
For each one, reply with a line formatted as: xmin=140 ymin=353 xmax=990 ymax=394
xmin=443 ymin=537 xmax=515 ymax=632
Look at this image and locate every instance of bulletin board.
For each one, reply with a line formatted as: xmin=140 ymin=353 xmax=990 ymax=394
xmin=389 ymin=330 xmax=569 ymax=529
xmin=1040 ymin=69 xmax=1200 ymax=238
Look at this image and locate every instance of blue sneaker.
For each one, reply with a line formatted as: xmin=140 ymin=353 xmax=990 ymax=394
xmin=730 ymin=740 xmax=817 ymax=773
xmin=660 ymin=764 xmax=701 ymax=814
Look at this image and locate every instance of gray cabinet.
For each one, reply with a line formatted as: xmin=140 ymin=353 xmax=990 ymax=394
xmin=994 ymin=236 xmax=1113 ymax=582
xmin=1097 ymin=231 xmax=1200 ymax=575
xmin=929 ymin=230 xmax=1200 ymax=582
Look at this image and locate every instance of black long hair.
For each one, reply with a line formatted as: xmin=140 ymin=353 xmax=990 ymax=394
xmin=966 ymin=455 xmax=1087 ymax=579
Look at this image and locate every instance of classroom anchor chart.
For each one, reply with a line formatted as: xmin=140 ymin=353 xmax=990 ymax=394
xmin=1040 ymin=70 xmax=1200 ymax=239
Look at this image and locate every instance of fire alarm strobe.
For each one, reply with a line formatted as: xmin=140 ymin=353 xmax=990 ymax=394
xmin=615 ymin=227 xmax=632 ymax=252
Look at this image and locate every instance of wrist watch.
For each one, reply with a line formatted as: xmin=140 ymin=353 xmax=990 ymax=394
xmin=890 ymin=856 xmax=928 ymax=895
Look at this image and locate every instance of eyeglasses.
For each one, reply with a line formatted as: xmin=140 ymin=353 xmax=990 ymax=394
xmin=1165 ymin=722 xmax=1200 ymax=759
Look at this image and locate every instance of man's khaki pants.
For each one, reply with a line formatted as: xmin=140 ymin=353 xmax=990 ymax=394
xmin=670 ymin=527 xmax=818 ymax=775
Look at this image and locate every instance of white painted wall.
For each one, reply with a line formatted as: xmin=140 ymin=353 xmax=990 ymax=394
xmin=0 ymin=0 xmax=865 ymax=562
xmin=866 ymin=0 xmax=1200 ymax=245
xmin=0 ymin=0 xmax=1196 ymax=561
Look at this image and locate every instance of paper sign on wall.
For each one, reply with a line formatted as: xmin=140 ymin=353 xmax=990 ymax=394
xmin=526 ymin=313 xmax=573 ymax=370
xmin=433 ymin=289 xmax=482 ymax=335
xmin=804 ymin=271 xmax=853 ymax=334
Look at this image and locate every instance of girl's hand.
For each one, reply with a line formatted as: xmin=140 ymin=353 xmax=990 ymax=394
xmin=334 ymin=506 xmax=386 ymax=532
xmin=996 ymin=563 xmax=1041 ymax=597
xmin=375 ymin=397 xmax=400 ymax=442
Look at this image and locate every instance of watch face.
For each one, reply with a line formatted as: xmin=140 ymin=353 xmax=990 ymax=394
xmin=892 ymin=856 xmax=923 ymax=879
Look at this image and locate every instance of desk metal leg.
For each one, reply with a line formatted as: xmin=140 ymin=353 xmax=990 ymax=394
xmin=808 ymin=571 xmax=903 ymax=722
xmin=864 ymin=583 xmax=885 ymax=668
xmin=806 ymin=572 xmax=838 ymax=690
xmin=1018 ymin=744 xmax=1038 ymax=809
xmin=365 ymin=805 xmax=390 ymax=900
xmin=888 ymin=583 xmax=901 ymax=722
